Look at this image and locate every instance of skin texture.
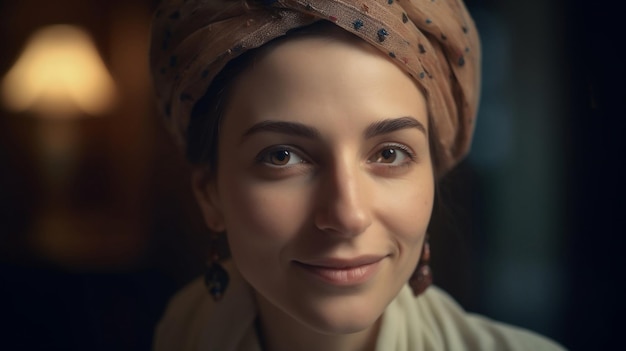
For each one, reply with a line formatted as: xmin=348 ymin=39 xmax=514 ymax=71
xmin=193 ymin=30 xmax=435 ymax=351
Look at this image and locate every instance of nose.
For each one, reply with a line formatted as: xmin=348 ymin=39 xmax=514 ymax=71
xmin=314 ymin=158 xmax=372 ymax=236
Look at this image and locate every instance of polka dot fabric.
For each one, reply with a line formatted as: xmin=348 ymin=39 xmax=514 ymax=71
xmin=150 ymin=0 xmax=481 ymax=175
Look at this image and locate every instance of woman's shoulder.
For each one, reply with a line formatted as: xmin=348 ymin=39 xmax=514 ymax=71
xmin=153 ymin=265 xmax=260 ymax=351
xmin=153 ymin=277 xmax=212 ymax=351
xmin=405 ymin=285 xmax=567 ymax=351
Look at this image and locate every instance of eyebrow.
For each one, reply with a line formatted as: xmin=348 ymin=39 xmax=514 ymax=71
xmin=363 ymin=116 xmax=426 ymax=139
xmin=241 ymin=120 xmax=321 ymax=143
xmin=240 ymin=116 xmax=426 ymax=143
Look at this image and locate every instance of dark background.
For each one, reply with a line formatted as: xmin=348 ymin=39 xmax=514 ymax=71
xmin=0 ymin=0 xmax=624 ymax=350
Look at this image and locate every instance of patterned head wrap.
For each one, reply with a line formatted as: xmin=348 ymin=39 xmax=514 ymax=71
xmin=150 ymin=0 xmax=480 ymax=174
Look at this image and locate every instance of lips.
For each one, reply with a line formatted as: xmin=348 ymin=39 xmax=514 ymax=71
xmin=293 ymin=255 xmax=385 ymax=286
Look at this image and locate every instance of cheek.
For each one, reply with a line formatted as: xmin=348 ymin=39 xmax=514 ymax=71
xmin=377 ymin=177 xmax=434 ymax=252
xmin=218 ymin=175 xmax=312 ymax=255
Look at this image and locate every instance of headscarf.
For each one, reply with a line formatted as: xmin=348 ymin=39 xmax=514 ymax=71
xmin=150 ymin=0 xmax=481 ymax=174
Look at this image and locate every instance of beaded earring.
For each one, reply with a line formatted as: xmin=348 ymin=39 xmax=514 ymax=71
xmin=204 ymin=233 xmax=229 ymax=301
xmin=408 ymin=235 xmax=433 ymax=296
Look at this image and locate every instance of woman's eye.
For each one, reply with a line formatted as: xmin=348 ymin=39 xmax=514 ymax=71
xmin=258 ymin=148 xmax=306 ymax=167
xmin=368 ymin=145 xmax=414 ymax=166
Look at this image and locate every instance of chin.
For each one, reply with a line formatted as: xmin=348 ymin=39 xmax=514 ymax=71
xmin=288 ymin=292 xmax=385 ymax=335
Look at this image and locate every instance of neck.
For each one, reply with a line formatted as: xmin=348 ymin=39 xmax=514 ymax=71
xmin=254 ymin=293 xmax=381 ymax=351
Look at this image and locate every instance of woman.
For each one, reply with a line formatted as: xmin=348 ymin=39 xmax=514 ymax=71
xmin=149 ymin=1 xmax=566 ymax=350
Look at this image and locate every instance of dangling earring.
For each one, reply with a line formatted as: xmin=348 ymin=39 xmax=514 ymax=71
xmin=204 ymin=232 xmax=229 ymax=301
xmin=409 ymin=234 xmax=433 ymax=296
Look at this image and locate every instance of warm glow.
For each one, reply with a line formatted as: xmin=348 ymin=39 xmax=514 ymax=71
xmin=2 ymin=25 xmax=116 ymax=117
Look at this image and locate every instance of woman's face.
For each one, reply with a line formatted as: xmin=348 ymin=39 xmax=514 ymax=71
xmin=195 ymin=32 xmax=434 ymax=334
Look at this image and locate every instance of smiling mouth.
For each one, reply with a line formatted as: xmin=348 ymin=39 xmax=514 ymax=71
xmin=293 ymin=256 xmax=384 ymax=286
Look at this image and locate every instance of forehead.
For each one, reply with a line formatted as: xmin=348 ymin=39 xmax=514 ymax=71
xmin=222 ymin=30 xmax=428 ymax=135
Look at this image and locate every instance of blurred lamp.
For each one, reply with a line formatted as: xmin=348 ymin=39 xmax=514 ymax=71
xmin=1 ymin=24 xmax=116 ymax=117
xmin=0 ymin=25 xmax=120 ymax=266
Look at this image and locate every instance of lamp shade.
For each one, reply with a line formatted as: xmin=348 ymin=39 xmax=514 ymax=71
xmin=2 ymin=25 xmax=116 ymax=118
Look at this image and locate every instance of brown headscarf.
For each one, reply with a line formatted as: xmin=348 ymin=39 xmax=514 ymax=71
xmin=150 ymin=0 xmax=481 ymax=174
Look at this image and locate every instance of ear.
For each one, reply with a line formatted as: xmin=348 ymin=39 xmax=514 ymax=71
xmin=191 ymin=167 xmax=226 ymax=232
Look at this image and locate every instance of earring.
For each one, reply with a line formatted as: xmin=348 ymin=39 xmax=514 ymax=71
xmin=408 ymin=235 xmax=432 ymax=296
xmin=204 ymin=233 xmax=229 ymax=301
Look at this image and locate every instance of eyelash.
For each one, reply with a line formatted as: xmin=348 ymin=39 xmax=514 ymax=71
xmin=375 ymin=143 xmax=416 ymax=162
xmin=367 ymin=143 xmax=417 ymax=174
xmin=255 ymin=145 xmax=310 ymax=168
